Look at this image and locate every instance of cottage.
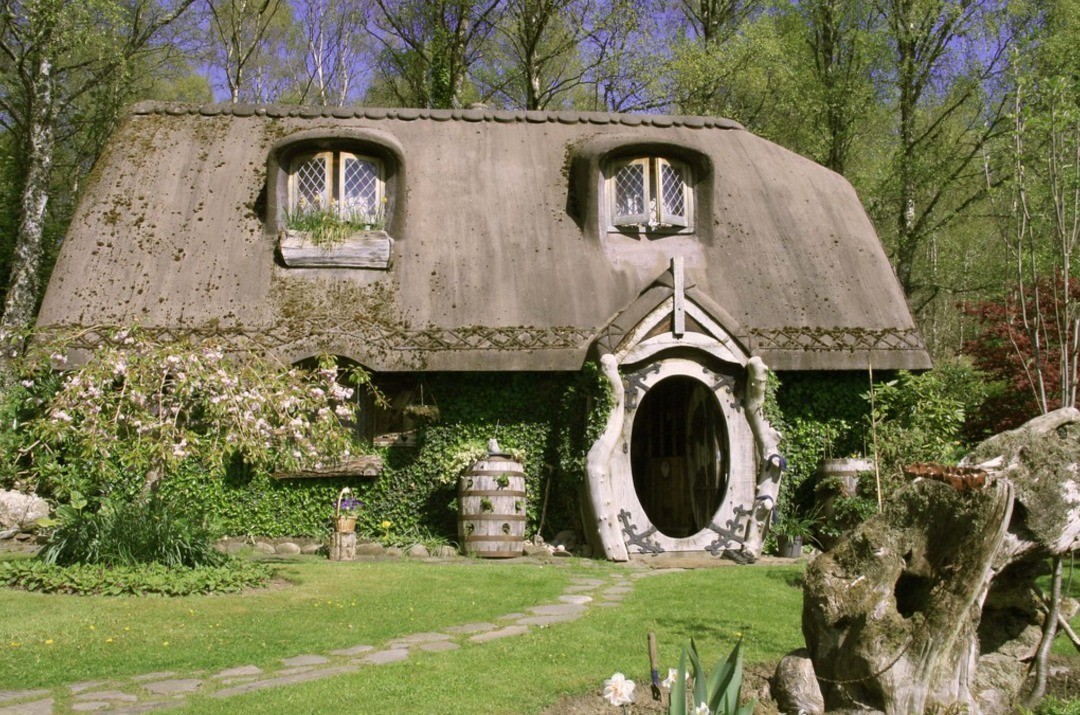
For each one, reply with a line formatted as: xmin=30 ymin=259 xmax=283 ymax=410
xmin=36 ymin=102 xmax=929 ymax=560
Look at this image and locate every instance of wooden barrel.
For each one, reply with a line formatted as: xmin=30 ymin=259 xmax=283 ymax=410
xmin=458 ymin=453 xmax=526 ymax=558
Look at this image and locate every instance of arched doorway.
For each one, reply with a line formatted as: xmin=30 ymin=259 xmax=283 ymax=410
xmin=630 ymin=376 xmax=729 ymax=538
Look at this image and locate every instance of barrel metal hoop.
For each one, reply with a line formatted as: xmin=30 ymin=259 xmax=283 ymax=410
xmin=459 ymin=490 xmax=527 ymax=498
xmin=464 ymin=535 xmax=525 ymax=542
xmin=459 ymin=514 xmax=527 ymax=522
xmin=466 ymin=469 xmax=526 ymax=477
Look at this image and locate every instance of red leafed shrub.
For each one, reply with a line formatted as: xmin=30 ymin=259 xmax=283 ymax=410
xmin=961 ymin=275 xmax=1080 ymax=435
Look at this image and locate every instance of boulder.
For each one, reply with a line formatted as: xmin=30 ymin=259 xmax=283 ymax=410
xmin=432 ymin=545 xmax=457 ymax=559
xmin=406 ymin=543 xmax=430 ymax=558
xmin=301 ymin=543 xmax=324 ymax=555
xmin=0 ymin=490 xmax=49 ymax=530
xmin=803 ymin=408 xmax=1080 ymax=715
xmin=772 ymin=649 xmax=824 ymax=715
xmin=275 ymin=542 xmax=301 ymax=555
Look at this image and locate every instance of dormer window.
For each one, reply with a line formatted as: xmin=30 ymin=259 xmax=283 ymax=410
xmin=289 ymin=151 xmax=385 ymax=229
xmin=607 ymin=157 xmax=691 ymax=231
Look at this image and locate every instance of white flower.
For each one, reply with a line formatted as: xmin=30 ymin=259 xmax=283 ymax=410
xmin=50 ymin=352 xmax=67 ymax=365
xmin=51 ymin=410 xmax=72 ymax=423
xmin=166 ymin=355 xmax=182 ymax=366
xmin=662 ymin=668 xmax=679 ymax=689
xmin=19 ymin=379 xmax=33 ymax=388
xmin=602 ymin=673 xmax=635 ymax=707
xmin=692 ymin=704 xmax=711 ymax=715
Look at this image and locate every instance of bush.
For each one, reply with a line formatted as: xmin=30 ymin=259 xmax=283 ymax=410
xmin=0 ymin=559 xmax=272 ymax=596
xmin=39 ymin=494 xmax=226 ymax=568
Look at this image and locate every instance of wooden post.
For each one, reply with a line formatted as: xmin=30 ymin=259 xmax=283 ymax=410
xmin=329 ymin=531 xmax=356 ymax=561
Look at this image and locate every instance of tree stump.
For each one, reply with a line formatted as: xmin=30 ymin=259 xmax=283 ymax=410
xmin=329 ymin=531 xmax=356 ymax=561
xmin=802 ymin=407 xmax=1080 ymax=715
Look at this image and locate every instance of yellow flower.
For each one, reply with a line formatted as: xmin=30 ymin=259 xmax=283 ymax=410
xmin=380 ymin=520 xmax=392 ymax=529
xmin=44 ymin=639 xmax=54 ymax=645
xmin=162 ymin=641 xmax=169 ymax=647
xmin=9 ymin=642 xmax=20 ymax=648
xmin=88 ymin=625 xmax=95 ymax=631
xmin=106 ymin=638 xmax=114 ymax=643
xmin=123 ymin=627 xmax=130 ymax=632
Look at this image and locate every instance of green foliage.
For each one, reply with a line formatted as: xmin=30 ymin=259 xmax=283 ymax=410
xmin=0 ymin=559 xmax=272 ymax=596
xmin=867 ymin=360 xmax=991 ymax=479
xmin=1029 ymin=698 xmax=1080 ymax=715
xmin=669 ymin=639 xmax=754 ymax=715
xmin=285 ymin=197 xmax=385 ymax=246
xmin=773 ymin=372 xmax=869 ymax=521
xmin=39 ymin=493 xmax=226 ymax=568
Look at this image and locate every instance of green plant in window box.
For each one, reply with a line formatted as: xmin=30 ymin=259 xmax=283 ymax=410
xmin=286 ymin=198 xmax=385 ymax=248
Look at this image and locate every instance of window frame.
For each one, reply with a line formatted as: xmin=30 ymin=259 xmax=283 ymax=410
xmin=605 ymin=156 xmax=693 ymax=233
xmin=287 ymin=150 xmax=386 ymax=226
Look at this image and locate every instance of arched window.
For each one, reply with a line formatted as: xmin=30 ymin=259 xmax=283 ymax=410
xmin=289 ymin=150 xmax=386 ymax=229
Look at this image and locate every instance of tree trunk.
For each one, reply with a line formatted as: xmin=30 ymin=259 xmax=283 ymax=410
xmin=0 ymin=51 xmax=56 ymax=380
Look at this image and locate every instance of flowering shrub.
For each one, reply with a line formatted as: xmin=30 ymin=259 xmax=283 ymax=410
xmin=12 ymin=330 xmax=366 ymax=509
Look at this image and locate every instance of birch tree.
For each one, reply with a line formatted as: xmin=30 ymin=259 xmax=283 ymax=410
xmin=0 ymin=0 xmax=196 ymax=377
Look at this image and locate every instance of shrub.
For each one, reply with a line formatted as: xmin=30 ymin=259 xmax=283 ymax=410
xmin=39 ymin=494 xmax=226 ymax=568
xmin=0 ymin=559 xmax=272 ymax=596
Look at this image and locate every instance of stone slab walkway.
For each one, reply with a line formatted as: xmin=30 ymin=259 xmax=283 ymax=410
xmin=0 ymin=569 xmax=663 ymax=714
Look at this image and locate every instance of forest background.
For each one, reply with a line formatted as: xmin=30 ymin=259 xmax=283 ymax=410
xmin=0 ymin=0 xmax=1078 ymax=424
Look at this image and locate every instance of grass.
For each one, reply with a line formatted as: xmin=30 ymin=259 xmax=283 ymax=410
xmin=3 ymin=555 xmax=1076 ymax=713
xmin=0 ymin=557 xmax=575 ymax=689
xmin=181 ymin=565 xmax=807 ymax=714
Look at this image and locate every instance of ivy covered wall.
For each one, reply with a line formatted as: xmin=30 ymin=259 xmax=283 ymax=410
xmin=161 ymin=369 xmax=612 ymax=543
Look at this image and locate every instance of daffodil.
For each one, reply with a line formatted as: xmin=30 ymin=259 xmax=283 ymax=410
xmin=602 ymin=672 xmax=635 ymax=707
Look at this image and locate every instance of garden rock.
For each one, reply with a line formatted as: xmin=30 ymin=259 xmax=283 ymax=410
xmin=301 ymin=543 xmax=323 ymax=555
xmin=552 ymin=530 xmax=578 ymax=550
xmin=803 ymin=408 xmax=1080 ymax=715
xmin=254 ymin=542 xmax=275 ymax=554
xmin=406 ymin=544 xmax=429 ymax=558
xmin=432 ymin=545 xmax=457 ymax=558
xmin=354 ymin=542 xmax=385 ymax=556
xmin=0 ymin=490 xmax=49 ymax=530
xmin=772 ymin=649 xmax=824 ymax=715
xmin=275 ymin=542 xmax=301 ymax=555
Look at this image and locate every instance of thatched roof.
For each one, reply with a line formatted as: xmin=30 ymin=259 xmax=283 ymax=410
xmin=37 ymin=102 xmax=929 ymax=372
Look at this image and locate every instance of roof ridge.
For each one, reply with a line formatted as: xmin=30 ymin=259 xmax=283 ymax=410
xmin=129 ymin=101 xmax=744 ymax=131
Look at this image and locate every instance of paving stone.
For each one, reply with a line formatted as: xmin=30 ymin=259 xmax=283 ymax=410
xmin=601 ymin=593 xmax=626 ymax=602
xmin=516 ymin=613 xmax=583 ymax=627
xmin=75 ymin=691 xmax=137 ymax=703
xmin=469 ymin=625 xmax=530 ymax=643
xmin=140 ymin=679 xmax=203 ymax=695
xmin=211 ymin=665 xmax=263 ymax=679
xmin=359 ymin=648 xmax=410 ymax=665
xmin=558 ymin=594 xmax=593 ymax=605
xmin=528 ymin=603 xmax=586 ymax=616
xmin=112 ymin=700 xmax=185 ymax=713
xmin=0 ymin=698 xmax=53 ymax=715
xmin=388 ymin=632 xmax=450 ymax=648
xmin=211 ymin=665 xmax=360 ymax=699
xmin=563 ymin=585 xmax=596 ymax=594
xmin=131 ymin=672 xmax=177 ymax=683
xmin=596 ymin=601 xmax=622 ymax=607
xmin=328 ymin=644 xmax=374 ymax=656
xmin=72 ymin=703 xmax=111 ymax=712
xmin=281 ymin=654 xmax=329 ymax=667
xmin=275 ymin=667 xmax=314 ymax=677
xmin=497 ymin=612 xmax=526 ymax=620
xmin=0 ymin=691 xmax=48 ymax=704
xmin=605 ymin=586 xmax=633 ymax=594
xmin=419 ymin=640 xmax=459 ymax=653
xmin=569 ymin=578 xmax=605 ymax=586
xmin=68 ymin=682 xmax=109 ymax=695
xmin=444 ymin=622 xmax=496 ymax=634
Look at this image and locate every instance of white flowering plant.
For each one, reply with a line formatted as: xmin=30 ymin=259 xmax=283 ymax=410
xmin=603 ymin=672 xmax=635 ymax=713
xmin=666 ymin=638 xmax=753 ymax=715
xmin=9 ymin=329 xmax=371 ymax=509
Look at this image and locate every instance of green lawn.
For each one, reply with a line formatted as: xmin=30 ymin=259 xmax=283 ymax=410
xmin=183 ymin=565 xmax=807 ymax=714
xmin=0 ymin=557 xmax=577 ymax=689
xmin=3 ymin=556 xmax=1076 ymax=714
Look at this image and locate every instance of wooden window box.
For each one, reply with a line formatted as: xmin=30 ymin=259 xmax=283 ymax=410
xmin=279 ymin=229 xmax=393 ymax=269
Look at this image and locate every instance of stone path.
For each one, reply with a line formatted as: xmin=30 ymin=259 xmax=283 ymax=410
xmin=0 ymin=569 xmax=665 ymax=714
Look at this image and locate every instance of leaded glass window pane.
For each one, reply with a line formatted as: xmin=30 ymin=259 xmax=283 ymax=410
xmin=294 ymin=155 xmax=328 ymax=210
xmin=659 ymin=160 xmax=688 ymax=227
xmin=613 ymin=162 xmax=647 ymax=225
xmin=342 ymin=156 xmax=380 ymax=221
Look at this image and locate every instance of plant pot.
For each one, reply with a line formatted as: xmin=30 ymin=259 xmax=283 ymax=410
xmin=334 ymin=516 xmax=357 ymax=534
xmin=776 ymin=534 xmax=803 ymax=558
